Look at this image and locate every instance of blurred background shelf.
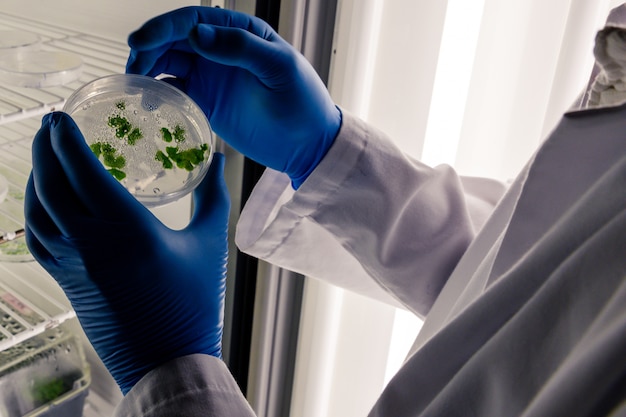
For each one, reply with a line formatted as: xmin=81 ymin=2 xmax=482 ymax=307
xmin=0 ymin=12 xmax=128 ymax=416
xmin=0 ymin=11 xmax=127 ymax=350
xmin=0 ymin=11 xmax=127 ymax=125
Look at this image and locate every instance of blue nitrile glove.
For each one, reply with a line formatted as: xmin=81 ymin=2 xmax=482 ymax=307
xmin=24 ymin=112 xmax=230 ymax=395
xmin=126 ymin=6 xmax=342 ymax=189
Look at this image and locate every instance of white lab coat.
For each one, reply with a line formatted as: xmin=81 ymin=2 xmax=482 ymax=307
xmin=113 ymin=27 xmax=626 ymax=417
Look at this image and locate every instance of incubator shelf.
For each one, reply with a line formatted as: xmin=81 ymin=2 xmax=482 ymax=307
xmin=0 ymin=11 xmax=130 ymax=417
xmin=0 ymin=12 xmax=128 ymax=125
xmin=0 ymin=11 xmax=126 ymax=353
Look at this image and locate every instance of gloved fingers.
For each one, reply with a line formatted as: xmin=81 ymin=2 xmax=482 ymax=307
xmin=188 ymin=153 xmax=230 ymax=234
xmin=46 ymin=112 xmax=148 ymax=222
xmin=24 ymin=225 xmax=59 ymax=273
xmin=127 ymin=6 xmax=273 ymax=75
xmin=30 ymin=114 xmax=93 ymax=238
xmin=24 ymin=181 xmax=86 ymax=282
xmin=25 ymin=172 xmax=91 ymax=259
xmin=128 ymin=6 xmax=272 ymax=51
xmin=157 ymin=75 xmax=186 ymax=92
xmin=127 ymin=42 xmax=194 ymax=76
xmin=24 ymin=224 xmax=82 ymax=272
xmin=24 ymin=223 xmax=92 ymax=299
xmin=130 ymin=49 xmax=197 ymax=81
xmin=188 ymin=24 xmax=289 ymax=84
xmin=24 ymin=174 xmax=58 ymax=268
xmin=26 ymin=173 xmax=63 ymax=253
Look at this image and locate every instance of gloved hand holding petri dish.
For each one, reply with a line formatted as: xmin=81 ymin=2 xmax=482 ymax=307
xmin=63 ymin=74 xmax=214 ymax=207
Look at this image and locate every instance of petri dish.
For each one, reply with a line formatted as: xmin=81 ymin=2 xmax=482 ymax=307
xmin=0 ymin=50 xmax=83 ymax=88
xmin=0 ymin=174 xmax=32 ymax=262
xmin=64 ymin=74 xmax=214 ymax=208
xmin=0 ymin=235 xmax=31 ymax=263
xmin=0 ymin=30 xmax=40 ymax=51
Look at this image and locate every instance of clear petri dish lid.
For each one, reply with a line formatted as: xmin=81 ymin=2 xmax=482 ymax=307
xmin=0 ymin=50 xmax=83 ymax=88
xmin=0 ymin=30 xmax=40 ymax=51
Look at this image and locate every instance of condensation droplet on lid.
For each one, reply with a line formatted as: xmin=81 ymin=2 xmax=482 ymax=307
xmin=153 ymin=187 xmax=160 ymax=194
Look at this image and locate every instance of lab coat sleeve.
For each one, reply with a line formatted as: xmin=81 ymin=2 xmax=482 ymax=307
xmin=236 ymin=111 xmax=506 ymax=317
xmin=113 ymin=354 xmax=255 ymax=417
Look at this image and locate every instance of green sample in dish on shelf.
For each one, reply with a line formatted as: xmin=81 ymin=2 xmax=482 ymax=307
xmin=32 ymin=376 xmax=74 ymax=405
xmin=0 ymin=237 xmax=30 ymax=258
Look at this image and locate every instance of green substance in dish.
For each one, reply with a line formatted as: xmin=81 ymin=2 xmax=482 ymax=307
xmin=96 ymin=103 xmax=208 ymax=181
xmin=90 ymin=142 xmax=127 ymax=180
xmin=31 ymin=373 xmax=80 ymax=407
xmin=102 ymin=151 xmax=125 ymax=169
xmin=107 ymin=168 xmax=127 ymax=181
xmin=91 ymin=142 xmax=126 ymax=169
xmin=107 ymin=103 xmax=143 ymax=145
xmin=155 ymin=150 xmax=173 ymax=169
xmin=108 ymin=115 xmax=132 ymax=139
xmin=127 ymin=127 xmax=143 ymax=145
xmin=160 ymin=127 xmax=173 ymax=143
xmin=31 ymin=377 xmax=73 ymax=405
xmin=156 ymin=143 xmax=208 ymax=172
xmin=173 ymin=125 xmax=186 ymax=143
xmin=0 ymin=238 xmax=30 ymax=256
xmin=8 ymin=189 xmax=24 ymax=201
xmin=160 ymin=125 xmax=186 ymax=143
xmin=156 ymin=125 xmax=207 ymax=171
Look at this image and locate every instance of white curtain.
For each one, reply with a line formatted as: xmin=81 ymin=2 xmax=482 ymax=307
xmin=290 ymin=1 xmax=623 ymax=417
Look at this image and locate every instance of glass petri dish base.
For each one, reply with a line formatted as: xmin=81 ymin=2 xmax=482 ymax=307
xmin=0 ymin=50 xmax=83 ymax=88
xmin=64 ymin=74 xmax=214 ymax=208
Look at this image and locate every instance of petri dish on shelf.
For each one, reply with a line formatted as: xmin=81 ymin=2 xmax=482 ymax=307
xmin=0 ymin=235 xmax=31 ymax=263
xmin=0 ymin=174 xmax=32 ymax=262
xmin=0 ymin=50 xmax=83 ymax=88
xmin=0 ymin=30 xmax=40 ymax=52
xmin=63 ymin=74 xmax=215 ymax=208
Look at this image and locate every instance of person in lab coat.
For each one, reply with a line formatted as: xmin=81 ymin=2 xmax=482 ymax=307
xmin=24 ymin=5 xmax=625 ymax=417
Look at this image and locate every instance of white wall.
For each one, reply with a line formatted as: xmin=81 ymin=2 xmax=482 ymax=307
xmin=2 ymin=1 xmax=200 ymax=43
